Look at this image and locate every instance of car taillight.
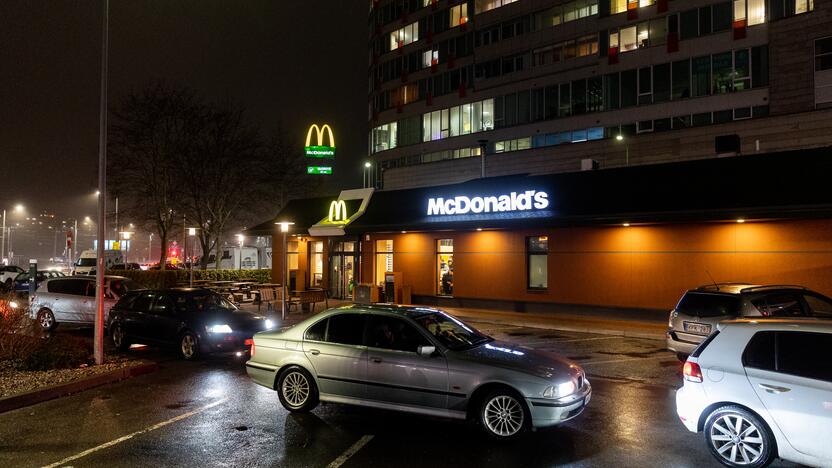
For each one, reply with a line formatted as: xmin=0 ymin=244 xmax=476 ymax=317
xmin=245 ymin=338 xmax=255 ymax=356
xmin=683 ymin=361 xmax=703 ymax=383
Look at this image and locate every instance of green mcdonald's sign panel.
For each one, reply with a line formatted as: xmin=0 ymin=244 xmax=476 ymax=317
xmin=307 ymin=166 xmax=333 ymax=175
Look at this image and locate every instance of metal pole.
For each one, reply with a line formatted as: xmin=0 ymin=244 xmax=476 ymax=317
xmin=115 ymin=196 xmax=119 ymax=241
xmin=281 ymin=230 xmax=287 ymax=321
xmin=626 ymin=144 xmax=630 ymax=166
xmin=1 ymin=209 xmax=5 ymax=263
xmin=94 ymin=0 xmax=109 ymax=366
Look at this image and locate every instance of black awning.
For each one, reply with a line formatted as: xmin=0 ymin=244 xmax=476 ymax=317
xmin=245 ymin=196 xmax=335 ymax=236
xmin=249 ymin=146 xmax=832 ymax=236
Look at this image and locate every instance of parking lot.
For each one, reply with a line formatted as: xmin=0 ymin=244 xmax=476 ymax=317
xmin=0 ymin=318 xmax=801 ymax=468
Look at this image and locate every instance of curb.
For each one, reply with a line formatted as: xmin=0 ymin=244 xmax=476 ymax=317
xmin=454 ymin=314 xmax=667 ymax=341
xmin=0 ymin=360 xmax=158 ymax=414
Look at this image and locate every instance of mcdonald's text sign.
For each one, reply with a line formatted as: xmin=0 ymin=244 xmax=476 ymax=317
xmin=304 ymin=124 xmax=336 ymax=159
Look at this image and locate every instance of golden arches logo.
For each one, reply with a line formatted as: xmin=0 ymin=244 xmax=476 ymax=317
xmin=328 ymin=200 xmax=347 ymax=223
xmin=305 ymin=124 xmax=335 ymax=148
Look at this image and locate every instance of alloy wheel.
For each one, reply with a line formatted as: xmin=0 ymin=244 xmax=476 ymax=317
xmin=39 ymin=310 xmax=54 ymax=330
xmin=281 ymin=371 xmax=310 ymax=408
xmin=181 ymin=334 xmax=196 ymax=359
xmin=709 ymin=414 xmax=765 ymax=465
xmin=483 ymin=395 xmax=524 ymax=437
xmin=112 ymin=325 xmax=123 ymax=347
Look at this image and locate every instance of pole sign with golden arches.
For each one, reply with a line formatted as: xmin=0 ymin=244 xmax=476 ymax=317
xmin=305 ymin=123 xmax=335 ymax=175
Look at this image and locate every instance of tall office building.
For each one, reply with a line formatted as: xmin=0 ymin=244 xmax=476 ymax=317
xmin=368 ymin=0 xmax=831 ymax=189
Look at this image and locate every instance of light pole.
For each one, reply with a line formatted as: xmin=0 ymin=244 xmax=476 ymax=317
xmin=236 ymin=233 xmax=245 ymax=270
xmin=93 ymin=0 xmax=110 ymax=366
xmin=276 ymin=221 xmax=294 ymax=321
xmin=616 ymin=134 xmax=629 ymax=166
xmin=188 ymin=227 xmax=197 ymax=287
xmin=363 ymin=161 xmax=372 ymax=188
xmin=1 ymin=204 xmax=24 ymax=264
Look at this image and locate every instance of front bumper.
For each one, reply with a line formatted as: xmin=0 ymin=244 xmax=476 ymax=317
xmin=202 ymin=331 xmax=254 ymax=355
xmin=527 ymin=381 xmax=592 ymax=428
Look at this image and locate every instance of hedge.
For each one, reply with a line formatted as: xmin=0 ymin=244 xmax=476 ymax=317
xmin=109 ymin=269 xmax=273 ymax=289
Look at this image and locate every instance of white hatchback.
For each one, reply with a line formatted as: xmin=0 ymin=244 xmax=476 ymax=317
xmin=676 ymin=319 xmax=832 ymax=467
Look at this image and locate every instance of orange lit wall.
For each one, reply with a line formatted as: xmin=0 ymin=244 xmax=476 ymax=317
xmin=366 ymin=219 xmax=832 ymax=310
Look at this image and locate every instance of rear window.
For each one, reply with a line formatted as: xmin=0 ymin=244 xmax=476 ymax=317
xmin=77 ymin=258 xmax=96 ymax=267
xmin=676 ymin=292 xmax=740 ymax=318
xmin=46 ymin=278 xmax=90 ymax=296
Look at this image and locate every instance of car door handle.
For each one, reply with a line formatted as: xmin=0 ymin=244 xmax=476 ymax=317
xmin=371 ymin=357 xmax=382 ymax=364
xmin=309 ymin=349 xmax=320 ymax=356
xmin=758 ymin=383 xmax=791 ymax=394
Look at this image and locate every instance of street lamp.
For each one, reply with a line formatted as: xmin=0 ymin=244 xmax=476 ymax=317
xmin=616 ymin=134 xmax=630 ymax=166
xmin=275 ymin=221 xmax=294 ymax=321
xmin=1 ymin=204 xmax=25 ymax=264
xmin=363 ymin=161 xmax=373 ymax=188
xmin=187 ymin=227 xmax=197 ymax=287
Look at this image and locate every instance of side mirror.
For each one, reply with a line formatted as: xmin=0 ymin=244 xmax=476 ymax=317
xmin=417 ymin=345 xmax=436 ymax=357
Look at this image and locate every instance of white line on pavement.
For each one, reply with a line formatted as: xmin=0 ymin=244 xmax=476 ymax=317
xmin=327 ymin=434 xmax=374 ymax=468
xmin=41 ymin=397 xmax=228 ymax=468
xmin=581 ymin=355 xmax=671 ymax=366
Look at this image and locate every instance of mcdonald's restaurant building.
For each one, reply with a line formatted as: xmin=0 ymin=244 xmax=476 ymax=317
xmin=247 ymin=147 xmax=832 ymax=314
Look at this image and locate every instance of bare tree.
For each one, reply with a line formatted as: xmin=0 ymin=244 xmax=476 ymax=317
xmin=108 ymin=82 xmax=203 ymax=270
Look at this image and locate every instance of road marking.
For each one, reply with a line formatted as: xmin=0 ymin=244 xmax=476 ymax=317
xmin=524 ymin=336 xmax=623 ymax=346
xmin=326 ymin=434 xmax=374 ymax=468
xmin=41 ymin=398 xmax=228 ymax=468
xmin=581 ymin=355 xmax=671 ymax=366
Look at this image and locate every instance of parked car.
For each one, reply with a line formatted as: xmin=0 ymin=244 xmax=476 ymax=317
xmin=29 ymin=275 xmax=144 ymax=331
xmin=111 ymin=262 xmax=142 ymax=271
xmin=0 ymin=265 xmax=24 ymax=290
xmin=667 ymin=283 xmax=832 ymax=359
xmin=676 ymin=319 xmax=832 ymax=467
xmin=108 ymin=288 xmax=274 ymax=360
xmin=12 ymin=270 xmax=66 ymax=294
xmin=245 ymin=304 xmax=591 ymax=439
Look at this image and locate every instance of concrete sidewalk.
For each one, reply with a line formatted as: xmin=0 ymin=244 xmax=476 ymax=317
xmin=240 ymin=300 xmax=668 ymax=341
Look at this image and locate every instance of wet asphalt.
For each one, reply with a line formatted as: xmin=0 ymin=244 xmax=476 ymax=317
xmin=0 ymin=322 xmax=799 ymax=468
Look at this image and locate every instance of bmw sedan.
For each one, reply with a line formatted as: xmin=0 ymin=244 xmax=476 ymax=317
xmin=109 ymin=288 xmax=275 ymax=360
xmin=245 ymin=304 xmax=591 ymax=439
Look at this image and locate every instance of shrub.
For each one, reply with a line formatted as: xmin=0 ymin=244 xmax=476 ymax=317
xmin=0 ymin=292 xmax=40 ymax=361
xmin=110 ymin=269 xmax=273 ymax=289
xmin=19 ymin=335 xmax=92 ymax=371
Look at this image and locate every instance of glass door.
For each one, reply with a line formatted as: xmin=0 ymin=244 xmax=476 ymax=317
xmin=437 ymin=239 xmax=454 ymax=296
xmin=329 ymin=241 xmax=358 ymax=299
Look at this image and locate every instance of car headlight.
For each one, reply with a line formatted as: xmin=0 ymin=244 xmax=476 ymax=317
xmin=207 ymin=324 xmax=232 ymax=333
xmin=8 ymin=301 xmax=18 ymax=309
xmin=543 ymin=380 xmax=577 ymax=399
xmin=265 ymin=319 xmax=275 ymax=330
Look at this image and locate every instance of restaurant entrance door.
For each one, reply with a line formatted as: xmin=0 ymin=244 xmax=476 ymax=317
xmin=329 ymin=240 xmax=358 ymax=299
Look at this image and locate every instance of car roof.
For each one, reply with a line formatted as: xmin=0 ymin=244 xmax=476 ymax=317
xmin=691 ymin=283 xmax=809 ymax=295
xmin=720 ymin=318 xmax=832 ymax=333
xmin=337 ymin=303 xmax=446 ymax=318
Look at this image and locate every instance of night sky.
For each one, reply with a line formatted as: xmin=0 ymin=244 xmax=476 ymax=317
xmin=0 ymin=0 xmax=368 ymax=221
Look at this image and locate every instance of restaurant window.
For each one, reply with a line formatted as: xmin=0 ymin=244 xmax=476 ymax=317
xmin=450 ymin=4 xmax=468 ymax=28
xmin=527 ymin=236 xmax=548 ymax=289
xmin=436 ymin=239 xmax=454 ymax=296
xmin=375 ymin=240 xmax=393 ymax=285
xmin=309 ymin=241 xmax=324 ymax=288
xmin=287 ymin=241 xmax=299 ymax=270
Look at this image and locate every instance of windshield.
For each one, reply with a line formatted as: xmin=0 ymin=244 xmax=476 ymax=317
xmin=77 ymin=258 xmax=96 ymax=267
xmin=413 ymin=311 xmax=490 ymax=350
xmin=183 ymin=291 xmax=237 ymax=312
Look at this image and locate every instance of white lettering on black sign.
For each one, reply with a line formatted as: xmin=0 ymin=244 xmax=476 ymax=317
xmin=427 ymin=191 xmax=549 ymax=216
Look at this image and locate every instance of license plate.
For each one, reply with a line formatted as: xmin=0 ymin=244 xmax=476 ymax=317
xmin=684 ymin=321 xmax=712 ymax=335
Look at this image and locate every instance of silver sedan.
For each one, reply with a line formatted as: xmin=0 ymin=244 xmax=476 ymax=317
xmin=245 ymin=304 xmax=591 ymax=439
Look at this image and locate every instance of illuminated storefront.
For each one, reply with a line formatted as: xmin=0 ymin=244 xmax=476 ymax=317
xmin=248 ymin=147 xmax=832 ymax=311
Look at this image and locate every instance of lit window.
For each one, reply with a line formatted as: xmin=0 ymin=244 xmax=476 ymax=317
xmin=422 ymin=50 xmax=438 ymax=68
xmin=474 ymin=0 xmax=518 ymax=14
xmin=309 ymin=241 xmax=324 ymax=288
xmin=527 ymin=236 xmax=548 ymax=289
xmin=375 ymin=240 xmax=393 ymax=285
xmin=372 ymin=122 xmax=398 ymax=153
xmin=390 ymin=22 xmax=418 ymax=50
xmin=733 ymin=0 xmax=765 ymax=26
xmin=450 ymin=4 xmax=468 ymax=27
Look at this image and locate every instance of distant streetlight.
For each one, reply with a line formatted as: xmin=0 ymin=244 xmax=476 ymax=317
xmin=615 ymin=134 xmax=629 ymax=166
xmin=1 ymin=204 xmax=26 ymax=263
xmin=187 ymin=227 xmax=197 ymax=287
xmin=363 ymin=161 xmax=373 ymax=188
xmin=275 ymin=221 xmax=295 ymax=320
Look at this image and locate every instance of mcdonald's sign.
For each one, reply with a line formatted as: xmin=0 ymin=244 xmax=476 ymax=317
xmin=304 ymin=124 xmax=336 ymax=159
xmin=328 ymin=200 xmax=348 ymax=223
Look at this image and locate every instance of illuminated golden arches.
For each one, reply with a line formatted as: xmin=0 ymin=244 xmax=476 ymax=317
xmin=328 ymin=200 xmax=347 ymax=223
xmin=305 ymin=124 xmax=335 ymax=148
